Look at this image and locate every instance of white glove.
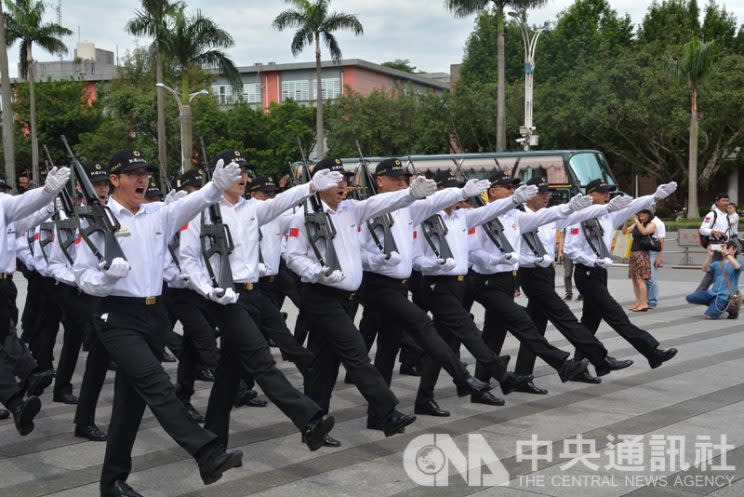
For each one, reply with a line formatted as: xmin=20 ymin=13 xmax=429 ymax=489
xmin=653 ymin=181 xmax=678 ymax=201
xmin=43 ymin=166 xmax=71 ymax=194
xmin=596 ymin=257 xmax=613 ymax=268
xmin=164 ymin=189 xmax=187 ymax=204
xmin=409 ymin=176 xmax=437 ymax=199
xmin=319 ymin=269 xmax=345 ymax=284
xmin=607 ymin=195 xmax=633 ymax=212
xmin=490 ymin=252 xmax=519 ymax=265
xmin=461 ymin=179 xmax=490 ymax=199
xmin=439 ymin=257 xmax=456 ymax=271
xmin=369 ymin=250 xmax=402 ymax=268
xmin=536 ymin=255 xmax=554 ymax=268
xmin=311 ymin=169 xmax=344 ymax=192
xmin=99 ymin=257 xmax=130 ymax=279
xmin=208 ymin=287 xmax=239 ymax=305
xmin=211 ymin=159 xmax=242 ymax=191
xmin=511 ymin=185 xmax=539 ymax=205
xmin=568 ymin=194 xmax=593 ymax=212
xmin=258 ymin=262 xmax=268 ymax=277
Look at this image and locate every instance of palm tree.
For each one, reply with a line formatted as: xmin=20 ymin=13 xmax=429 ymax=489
xmin=126 ymin=0 xmax=182 ymax=182
xmin=5 ymin=0 xmax=71 ymax=184
xmin=273 ymin=0 xmax=363 ymax=157
xmin=445 ymin=0 xmax=546 ymax=152
xmin=664 ymin=36 xmax=716 ymax=218
xmin=0 ymin=2 xmax=16 ymax=186
xmin=160 ymin=5 xmax=240 ymax=171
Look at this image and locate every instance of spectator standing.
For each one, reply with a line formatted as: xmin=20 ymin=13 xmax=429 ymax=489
xmin=646 ymin=212 xmax=666 ymax=309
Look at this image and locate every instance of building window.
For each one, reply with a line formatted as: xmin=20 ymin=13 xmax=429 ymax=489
xmin=311 ymin=78 xmax=341 ymax=100
xmin=281 ymin=80 xmax=310 ymax=102
xmin=243 ymin=82 xmax=261 ymax=104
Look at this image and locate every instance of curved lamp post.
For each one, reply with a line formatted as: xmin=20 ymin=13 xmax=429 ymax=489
xmin=156 ymin=83 xmax=208 ymax=173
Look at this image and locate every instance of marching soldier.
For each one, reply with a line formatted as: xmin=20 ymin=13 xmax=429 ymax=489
xmin=563 ymin=178 xmax=679 ymax=382
xmin=285 ymin=158 xmax=437 ymax=439
xmin=73 ymin=149 xmax=245 ymax=497
xmin=0 ymin=166 xmax=71 ymax=435
xmin=514 ymin=177 xmax=634 ymax=384
xmin=178 ymin=151 xmax=338 ymax=452
xmin=359 ymin=158 xmax=494 ymax=420
xmin=412 ymin=171 xmax=535 ymax=410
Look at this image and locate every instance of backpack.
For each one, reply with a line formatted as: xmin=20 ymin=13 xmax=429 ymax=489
xmin=700 ymin=210 xmax=718 ymax=248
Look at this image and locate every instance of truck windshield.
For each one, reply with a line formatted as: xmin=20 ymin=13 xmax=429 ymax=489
xmin=568 ymin=152 xmax=615 ymax=189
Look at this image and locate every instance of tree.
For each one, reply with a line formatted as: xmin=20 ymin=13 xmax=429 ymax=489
xmin=639 ymin=0 xmax=700 ymax=46
xmin=664 ymin=36 xmax=716 ymax=218
xmin=273 ymin=0 xmax=364 ymax=157
xmin=5 ymin=0 xmax=71 ymax=184
xmin=381 ymin=59 xmax=417 ymax=73
xmin=160 ymin=5 xmax=240 ymax=171
xmin=445 ymin=0 xmax=547 ymax=152
xmin=126 ymin=0 xmax=182 ymax=183
xmin=0 ymin=2 xmax=15 ymax=186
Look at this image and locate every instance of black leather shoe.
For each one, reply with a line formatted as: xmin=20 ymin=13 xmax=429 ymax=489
xmin=471 ymin=391 xmax=505 ymax=406
xmin=185 ymin=402 xmax=204 ymax=423
xmin=233 ymin=388 xmax=257 ymax=407
xmin=456 ymin=376 xmax=493 ymax=397
xmin=11 ymin=396 xmax=41 ymax=436
xmin=558 ymin=358 xmax=589 ymax=383
xmin=570 ymin=370 xmax=602 ymax=384
xmin=101 ymin=480 xmax=144 ymax=497
xmin=25 ymin=369 xmax=54 ymax=396
xmin=301 ymin=414 xmax=335 ymax=451
xmin=162 ymin=350 xmax=177 ymax=363
xmin=367 ymin=417 xmax=404 ymax=433
xmin=243 ymin=397 xmax=267 ymax=407
xmin=415 ymin=400 xmax=450 ymax=417
xmin=199 ymin=446 xmax=243 ymax=485
xmin=399 ymin=363 xmax=420 ymax=376
xmin=595 ymin=357 xmax=634 ymax=377
xmin=196 ymin=369 xmax=215 ymax=382
xmin=648 ymin=348 xmax=677 ymax=369
xmin=0 ymin=408 xmax=8 ymax=420
xmin=75 ymin=423 xmax=107 ymax=441
xmin=382 ymin=410 xmax=416 ymax=437
xmin=53 ymin=392 xmax=78 ymax=405
xmin=321 ymin=434 xmax=341 ymax=447
xmin=514 ymin=381 xmax=548 ymax=395
xmin=499 ymin=372 xmax=533 ymax=395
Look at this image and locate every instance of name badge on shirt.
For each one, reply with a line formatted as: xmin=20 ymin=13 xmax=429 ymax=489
xmin=116 ymin=226 xmax=132 ymax=238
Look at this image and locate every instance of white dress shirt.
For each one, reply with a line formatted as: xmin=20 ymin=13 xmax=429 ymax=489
xmin=285 ymin=189 xmax=417 ymax=291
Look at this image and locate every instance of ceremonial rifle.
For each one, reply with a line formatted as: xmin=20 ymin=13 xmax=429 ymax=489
xmin=42 ymin=145 xmax=77 ymax=264
xmin=61 ymin=135 xmax=126 ymax=269
xmin=407 ymin=157 xmax=453 ymax=261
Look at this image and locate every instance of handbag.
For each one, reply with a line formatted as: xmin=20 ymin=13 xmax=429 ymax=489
xmin=720 ymin=261 xmax=741 ymax=318
xmin=637 ymin=235 xmax=661 ymax=252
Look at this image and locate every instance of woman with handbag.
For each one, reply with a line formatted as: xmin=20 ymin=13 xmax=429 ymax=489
xmin=623 ymin=209 xmax=658 ymax=312
xmin=686 ymin=241 xmax=741 ymax=319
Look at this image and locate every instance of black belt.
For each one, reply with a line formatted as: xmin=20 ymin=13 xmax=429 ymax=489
xmin=258 ymin=275 xmax=277 ymax=284
xmin=101 ymin=295 xmax=160 ymax=306
xmin=423 ymin=274 xmax=466 ymax=285
xmin=0 ymin=272 xmax=12 ymax=280
xmin=233 ymin=282 xmax=255 ymax=292
xmin=305 ymin=283 xmax=358 ymax=301
xmin=363 ymin=271 xmax=409 ymax=287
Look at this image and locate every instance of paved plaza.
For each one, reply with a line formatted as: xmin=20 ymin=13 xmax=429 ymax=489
xmin=1 ymin=266 xmax=742 ymax=497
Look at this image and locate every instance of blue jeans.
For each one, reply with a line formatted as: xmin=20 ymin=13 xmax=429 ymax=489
xmin=646 ymin=251 xmax=659 ymax=308
xmin=685 ymin=291 xmax=728 ymax=319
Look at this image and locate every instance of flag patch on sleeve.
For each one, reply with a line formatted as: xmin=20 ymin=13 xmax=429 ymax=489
xmin=289 ymin=227 xmax=300 ymax=238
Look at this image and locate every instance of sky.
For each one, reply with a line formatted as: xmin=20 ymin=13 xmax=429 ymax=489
xmin=5 ymin=0 xmax=744 ymax=78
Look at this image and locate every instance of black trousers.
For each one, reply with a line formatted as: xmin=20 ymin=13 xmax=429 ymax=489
xmin=0 ymin=279 xmax=38 ymax=406
xmin=96 ymin=297 xmax=217 ymax=489
xmin=164 ymin=287 xmax=218 ymax=403
xmin=28 ymin=276 xmax=62 ymax=370
xmin=52 ymin=283 xmax=93 ymax=396
xmin=258 ymin=260 xmax=303 ymax=311
xmin=236 ymin=285 xmax=315 ymax=377
xmin=573 ymin=264 xmax=659 ymax=360
xmin=302 ymin=283 xmax=399 ymax=420
xmin=470 ymin=272 xmax=570 ymax=381
xmin=74 ymin=329 xmax=109 ymax=427
xmin=416 ymin=276 xmax=508 ymax=405
xmin=357 ymin=295 xmax=424 ymax=370
xmin=360 ymin=272 xmax=471 ymax=391
xmin=20 ymin=269 xmax=43 ymax=343
xmin=517 ymin=266 xmax=608 ymax=374
xmin=203 ymin=300 xmax=321 ymax=447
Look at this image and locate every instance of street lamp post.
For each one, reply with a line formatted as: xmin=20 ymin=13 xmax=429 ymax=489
xmin=156 ymin=83 xmax=209 ymax=173
xmin=508 ymin=11 xmax=549 ymax=151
